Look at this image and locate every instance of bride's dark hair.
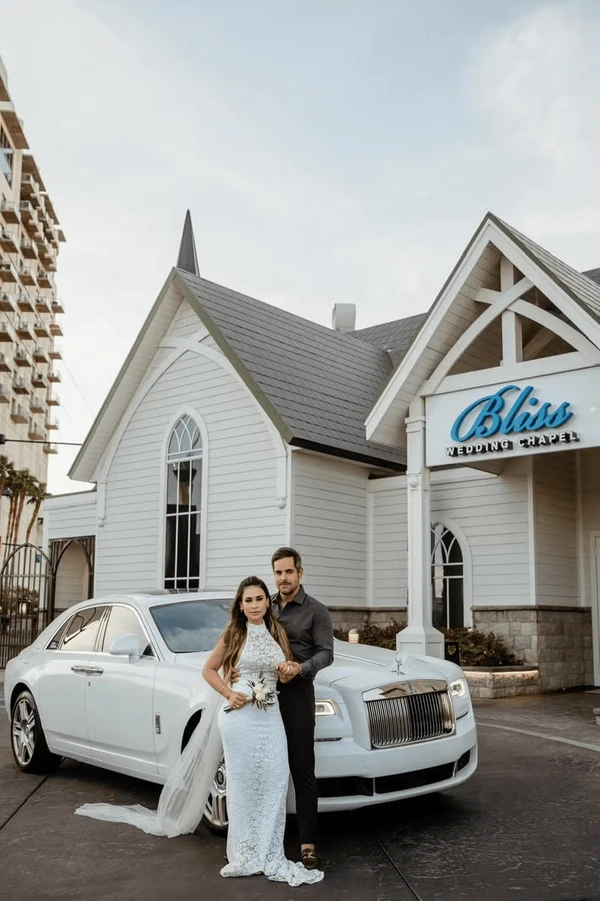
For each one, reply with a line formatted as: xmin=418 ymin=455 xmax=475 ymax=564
xmin=222 ymin=576 xmax=292 ymax=680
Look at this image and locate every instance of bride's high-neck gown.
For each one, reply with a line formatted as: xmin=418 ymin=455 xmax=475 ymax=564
xmin=219 ymin=622 xmax=323 ymax=885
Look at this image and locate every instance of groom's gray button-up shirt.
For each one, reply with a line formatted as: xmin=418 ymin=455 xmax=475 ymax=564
xmin=272 ymin=586 xmax=334 ymax=679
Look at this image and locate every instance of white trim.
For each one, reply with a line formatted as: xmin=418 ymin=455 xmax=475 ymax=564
xmin=156 ymin=407 xmax=209 ymax=591
xmin=428 ymin=354 xmax=596 ymax=396
xmin=509 ymin=299 xmax=600 ymax=362
xmin=589 ymin=531 xmax=600 ymax=685
xmin=429 ymin=515 xmax=473 ymax=628
xmin=576 ymin=450 xmax=586 ymax=609
xmin=527 ymin=457 xmax=537 ymax=606
xmin=366 ymin=488 xmax=375 ymax=608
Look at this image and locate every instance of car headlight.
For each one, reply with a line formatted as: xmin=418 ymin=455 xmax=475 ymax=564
xmin=315 ymin=699 xmax=338 ymax=716
xmin=449 ymin=678 xmax=470 ymax=719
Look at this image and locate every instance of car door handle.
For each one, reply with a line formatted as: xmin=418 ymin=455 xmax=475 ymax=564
xmin=71 ymin=665 xmax=89 ymax=674
xmin=71 ymin=665 xmax=104 ymax=675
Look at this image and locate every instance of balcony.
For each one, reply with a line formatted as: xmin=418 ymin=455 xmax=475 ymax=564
xmin=47 ymin=369 xmax=61 ymax=383
xmin=21 ymin=173 xmax=39 ymax=200
xmin=28 ymin=418 xmax=45 ymax=441
xmin=45 ymin=416 xmax=58 ymax=431
xmin=37 ymin=269 xmax=52 ymax=289
xmin=19 ymin=201 xmax=37 ymax=230
xmin=0 ymin=322 xmax=13 ymax=342
xmin=49 ymin=319 xmax=62 ymax=337
xmin=16 ymin=319 xmax=34 ymax=341
xmin=17 ymin=291 xmax=35 ymax=312
xmin=14 ymin=349 xmax=31 ymax=368
xmin=0 ymin=351 xmax=11 ymax=372
xmin=30 ymin=396 xmax=46 ymax=415
xmin=0 ymin=259 xmax=18 ymax=283
xmin=0 ymin=291 xmax=16 ymax=312
xmin=10 ymin=401 xmax=27 ymax=423
xmin=33 ymin=345 xmax=48 ymax=363
xmin=48 ymin=344 xmax=61 ymax=360
xmin=0 ymin=384 xmax=10 ymax=404
xmin=19 ymin=265 xmax=36 ymax=286
xmin=0 ymin=229 xmax=18 ymax=254
xmin=46 ymin=391 xmax=59 ymax=407
xmin=31 ymin=369 xmax=47 ymax=388
xmin=33 ymin=316 xmax=49 ymax=337
xmin=41 ymin=246 xmax=57 ymax=272
xmin=20 ymin=237 xmax=37 ymax=260
xmin=35 ymin=294 xmax=51 ymax=314
xmin=51 ymin=297 xmax=64 ymax=314
xmin=0 ymin=201 xmax=19 ymax=224
xmin=43 ymin=443 xmax=58 ymax=454
xmin=12 ymin=375 xmax=30 ymax=394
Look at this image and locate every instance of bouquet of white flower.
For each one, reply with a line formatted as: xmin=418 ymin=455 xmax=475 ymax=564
xmin=224 ymin=672 xmax=276 ymax=713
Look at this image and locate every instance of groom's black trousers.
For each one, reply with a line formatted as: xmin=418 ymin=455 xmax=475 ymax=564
xmin=278 ymin=677 xmax=318 ymax=845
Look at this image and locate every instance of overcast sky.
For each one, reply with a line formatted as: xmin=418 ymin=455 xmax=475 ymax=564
xmin=1 ymin=0 xmax=599 ymax=494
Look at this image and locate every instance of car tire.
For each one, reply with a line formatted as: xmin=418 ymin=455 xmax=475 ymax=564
xmin=202 ymin=756 xmax=229 ymax=835
xmin=11 ymin=689 xmax=61 ymax=774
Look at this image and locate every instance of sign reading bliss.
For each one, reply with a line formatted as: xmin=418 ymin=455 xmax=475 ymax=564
xmin=424 ymin=370 xmax=598 ymax=467
xmin=446 ymin=384 xmax=578 ymax=456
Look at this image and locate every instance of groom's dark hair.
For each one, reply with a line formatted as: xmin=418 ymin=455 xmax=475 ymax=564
xmin=271 ymin=546 xmax=303 ymax=571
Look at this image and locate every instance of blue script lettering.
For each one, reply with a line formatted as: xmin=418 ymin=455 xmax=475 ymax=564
xmin=450 ymin=384 xmax=573 ymax=442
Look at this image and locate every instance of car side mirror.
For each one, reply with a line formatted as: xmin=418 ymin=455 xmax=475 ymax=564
xmin=109 ymin=633 xmax=141 ymax=662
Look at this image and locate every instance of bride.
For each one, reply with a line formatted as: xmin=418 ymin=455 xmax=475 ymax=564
xmin=76 ymin=576 xmax=324 ymax=887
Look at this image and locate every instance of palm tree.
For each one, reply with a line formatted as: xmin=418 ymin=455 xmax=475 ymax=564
xmin=6 ymin=469 xmax=38 ymax=549
xmin=25 ymin=481 xmax=48 ymax=545
xmin=0 ymin=456 xmax=15 ymax=556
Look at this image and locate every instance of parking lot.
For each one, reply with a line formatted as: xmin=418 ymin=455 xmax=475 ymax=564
xmin=1 ymin=689 xmax=600 ymax=901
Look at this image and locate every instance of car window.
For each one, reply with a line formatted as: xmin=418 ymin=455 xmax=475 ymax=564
xmin=151 ymin=600 xmax=230 ymax=653
xmin=101 ymin=605 xmax=154 ymax=656
xmin=47 ymin=615 xmax=74 ymax=650
xmin=60 ymin=607 xmax=106 ymax=652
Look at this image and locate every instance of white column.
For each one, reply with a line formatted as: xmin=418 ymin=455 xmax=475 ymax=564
xmin=397 ymin=397 xmax=444 ymax=659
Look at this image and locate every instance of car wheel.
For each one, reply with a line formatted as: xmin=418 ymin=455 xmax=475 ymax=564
xmin=11 ymin=690 xmax=61 ymax=774
xmin=202 ymin=757 xmax=229 ymax=835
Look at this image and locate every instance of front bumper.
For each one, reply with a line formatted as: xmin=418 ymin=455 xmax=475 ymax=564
xmin=309 ymin=709 xmax=477 ymax=812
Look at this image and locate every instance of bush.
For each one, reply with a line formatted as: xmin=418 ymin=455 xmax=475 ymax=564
xmin=334 ymin=621 xmax=404 ymax=651
xmin=441 ymin=627 xmax=520 ymax=666
xmin=335 ymin=622 xmax=520 ymax=666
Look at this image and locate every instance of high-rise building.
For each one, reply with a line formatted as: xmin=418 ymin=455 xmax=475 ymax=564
xmin=0 ymin=55 xmax=64 ymax=546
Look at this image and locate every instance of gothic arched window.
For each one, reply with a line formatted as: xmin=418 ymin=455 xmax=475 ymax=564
xmin=431 ymin=523 xmax=464 ymax=629
xmin=164 ymin=415 xmax=203 ymax=590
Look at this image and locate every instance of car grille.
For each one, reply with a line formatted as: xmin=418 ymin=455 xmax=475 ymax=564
xmin=365 ymin=689 xmax=454 ymax=748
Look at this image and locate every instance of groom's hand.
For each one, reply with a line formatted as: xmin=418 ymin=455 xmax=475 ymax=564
xmin=277 ymin=661 xmax=302 ymax=683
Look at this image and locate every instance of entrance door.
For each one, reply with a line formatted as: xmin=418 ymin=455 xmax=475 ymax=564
xmin=593 ymin=536 xmax=600 ymax=686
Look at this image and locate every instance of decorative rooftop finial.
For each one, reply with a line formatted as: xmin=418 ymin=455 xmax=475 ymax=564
xmin=176 ymin=210 xmax=200 ymax=276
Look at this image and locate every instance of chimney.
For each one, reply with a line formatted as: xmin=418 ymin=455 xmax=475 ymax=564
xmin=332 ymin=303 xmax=356 ymax=333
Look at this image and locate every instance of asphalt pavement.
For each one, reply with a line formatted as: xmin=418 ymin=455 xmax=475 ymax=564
xmin=1 ymin=682 xmax=600 ymax=901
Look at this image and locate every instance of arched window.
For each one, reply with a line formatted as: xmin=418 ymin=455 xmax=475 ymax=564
xmin=164 ymin=415 xmax=203 ymax=590
xmin=431 ymin=523 xmax=464 ymax=629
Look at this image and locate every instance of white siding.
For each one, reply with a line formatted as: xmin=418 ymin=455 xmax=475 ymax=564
xmin=533 ymin=452 xmax=578 ymax=605
xmin=369 ymin=480 xmax=407 ymax=607
xmin=432 ymin=460 xmax=531 ymax=606
xmin=164 ymin=299 xmax=205 ymax=340
xmin=95 ymin=348 xmax=286 ymax=594
xmin=580 ymin=448 xmax=600 ymax=605
xmin=44 ymin=492 xmax=97 ymax=540
xmin=291 ymin=452 xmax=368 ymax=606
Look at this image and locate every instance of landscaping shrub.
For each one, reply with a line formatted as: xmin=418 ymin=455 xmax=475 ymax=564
xmin=335 ymin=622 xmax=520 ymax=666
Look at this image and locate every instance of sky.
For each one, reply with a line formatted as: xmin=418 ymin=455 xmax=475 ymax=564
xmin=1 ymin=0 xmax=599 ymax=494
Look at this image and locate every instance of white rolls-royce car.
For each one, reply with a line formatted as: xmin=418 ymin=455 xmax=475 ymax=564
xmin=4 ymin=592 xmax=478 ymax=832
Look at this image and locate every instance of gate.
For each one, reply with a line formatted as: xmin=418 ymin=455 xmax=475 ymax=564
xmin=0 ymin=537 xmax=95 ymax=668
xmin=0 ymin=543 xmax=55 ymax=669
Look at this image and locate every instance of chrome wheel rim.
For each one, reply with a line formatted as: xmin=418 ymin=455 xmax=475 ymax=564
xmin=204 ymin=758 xmax=228 ymax=829
xmin=12 ymin=698 xmax=36 ymax=766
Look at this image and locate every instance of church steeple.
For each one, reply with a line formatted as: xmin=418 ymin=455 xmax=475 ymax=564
xmin=176 ymin=210 xmax=200 ymax=276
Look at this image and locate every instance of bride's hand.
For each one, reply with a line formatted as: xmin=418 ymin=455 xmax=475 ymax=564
xmin=227 ymin=691 xmax=248 ymax=710
xmin=276 ymin=661 xmax=300 ymax=683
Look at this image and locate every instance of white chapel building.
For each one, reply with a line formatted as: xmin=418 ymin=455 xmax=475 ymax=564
xmin=45 ymin=212 xmax=600 ymax=691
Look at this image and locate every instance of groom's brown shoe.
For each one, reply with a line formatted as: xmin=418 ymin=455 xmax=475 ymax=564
xmin=301 ymin=848 xmax=321 ymax=870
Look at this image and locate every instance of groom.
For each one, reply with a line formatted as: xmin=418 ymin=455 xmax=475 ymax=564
xmin=271 ymin=547 xmax=333 ymax=871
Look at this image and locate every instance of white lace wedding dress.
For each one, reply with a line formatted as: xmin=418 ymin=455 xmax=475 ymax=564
xmin=75 ymin=621 xmax=323 ymax=886
xmin=219 ymin=621 xmax=323 ymax=884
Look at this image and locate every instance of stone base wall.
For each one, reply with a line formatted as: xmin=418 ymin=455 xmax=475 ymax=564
xmin=328 ymin=607 xmax=407 ymax=633
xmin=472 ymin=606 xmax=594 ymax=691
xmin=463 ymin=667 xmax=540 ymax=699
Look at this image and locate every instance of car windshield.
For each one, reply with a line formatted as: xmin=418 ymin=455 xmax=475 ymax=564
xmin=150 ymin=599 xmax=230 ymax=653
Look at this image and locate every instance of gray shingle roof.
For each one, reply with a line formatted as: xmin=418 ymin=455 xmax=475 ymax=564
xmin=178 ymin=271 xmax=406 ymax=469
xmin=492 ymin=215 xmax=600 ymax=322
xmin=584 ymin=268 xmax=600 ymax=287
xmin=352 ymin=312 xmax=427 ymax=365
